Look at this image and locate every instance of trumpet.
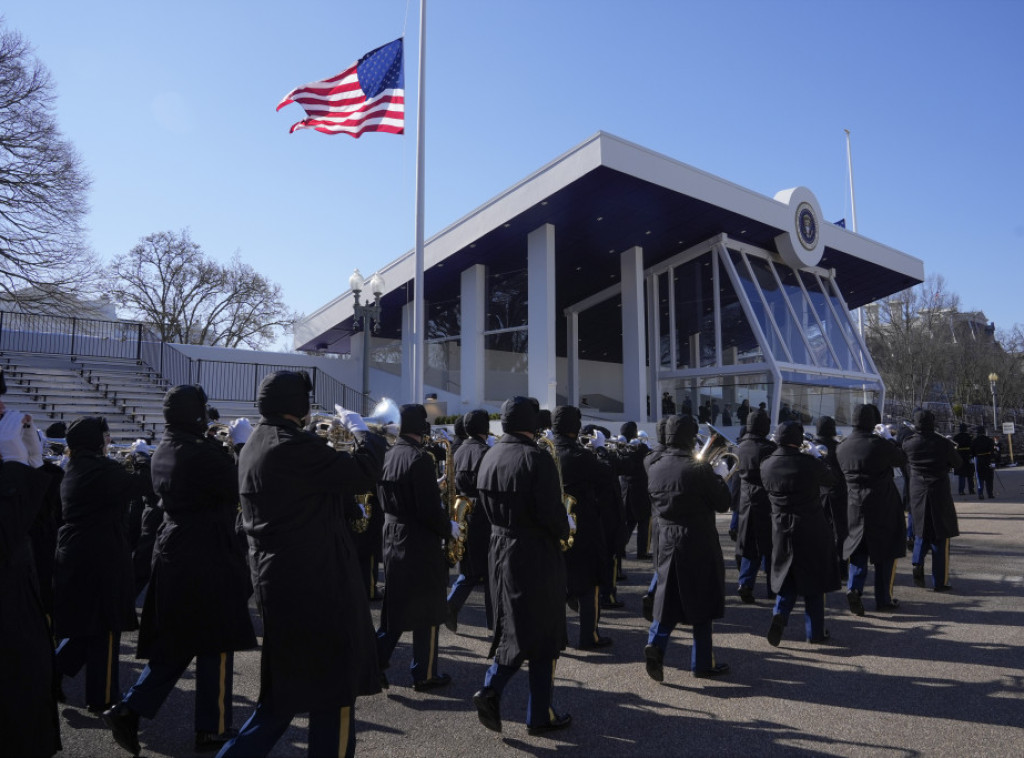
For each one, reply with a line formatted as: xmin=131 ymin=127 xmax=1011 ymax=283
xmin=536 ymin=436 xmax=576 ymax=550
xmin=800 ymin=440 xmax=829 ymax=457
xmin=695 ymin=423 xmax=740 ymax=481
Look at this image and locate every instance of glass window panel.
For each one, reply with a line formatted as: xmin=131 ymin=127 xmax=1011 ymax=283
xmin=424 ymin=339 xmax=461 ymax=394
xmin=799 ymin=270 xmax=858 ymax=372
xmin=486 ymin=269 xmax=528 ymax=330
xmin=658 ymin=272 xmax=671 ymax=368
xmin=821 ymin=274 xmax=871 ymax=372
xmin=771 ymin=262 xmax=837 ymax=369
xmin=718 ymin=254 xmax=764 ymax=367
xmin=427 ymin=296 xmax=461 ymax=339
xmin=673 ymin=254 xmax=716 ymax=369
xmin=659 ymin=372 xmax=772 ymax=433
xmin=369 ymin=337 xmax=402 ymax=377
xmin=744 ymin=256 xmax=809 ymax=366
xmin=578 ymin=294 xmax=622 ymax=364
xmin=780 ymin=370 xmax=881 ymax=428
xmin=728 ymin=249 xmax=790 ymax=362
xmin=484 ymin=330 xmax=527 ymax=400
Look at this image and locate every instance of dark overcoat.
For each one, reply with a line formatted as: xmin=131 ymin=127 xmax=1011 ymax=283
xmin=951 ymin=431 xmax=974 ymax=478
xmin=137 ymin=428 xmax=256 ymax=662
xmin=555 ymin=434 xmax=609 ymax=594
xmin=735 ymin=433 xmax=777 ymax=560
xmin=648 ymin=448 xmax=731 ymax=625
xmin=902 ymin=431 xmax=961 ymax=541
xmin=0 ymin=461 xmax=62 ymax=757
xmin=761 ymin=447 xmax=841 ymax=595
xmin=618 ymin=443 xmax=651 ymax=523
xmin=53 ymin=452 xmax=139 ymax=638
xmin=377 ymin=435 xmax=450 ymax=631
xmin=453 ymin=436 xmax=492 ymax=579
xmin=476 ymin=433 xmax=568 ymax=663
xmin=239 ymin=415 xmax=385 ymax=713
xmin=644 ymin=444 xmax=668 ymax=564
xmin=837 ymin=430 xmax=908 ymax=562
xmin=815 ymin=433 xmax=849 ymax=548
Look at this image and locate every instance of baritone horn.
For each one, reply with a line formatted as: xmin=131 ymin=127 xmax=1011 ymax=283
xmin=536 ymin=436 xmax=577 ymax=550
xmin=696 ymin=423 xmax=740 ymax=481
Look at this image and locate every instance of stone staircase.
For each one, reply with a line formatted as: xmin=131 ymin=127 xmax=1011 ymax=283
xmin=0 ymin=353 xmax=257 ymax=444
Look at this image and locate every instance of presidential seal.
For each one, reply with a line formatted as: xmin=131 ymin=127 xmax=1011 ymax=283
xmin=796 ymin=202 xmax=818 ymax=251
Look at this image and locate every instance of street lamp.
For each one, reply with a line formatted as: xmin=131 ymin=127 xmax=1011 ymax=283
xmin=349 ymin=269 xmax=386 ymax=414
xmin=988 ymin=372 xmax=999 ymax=431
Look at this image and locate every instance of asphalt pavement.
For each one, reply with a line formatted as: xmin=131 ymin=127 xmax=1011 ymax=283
xmin=56 ymin=468 xmax=1024 ymax=757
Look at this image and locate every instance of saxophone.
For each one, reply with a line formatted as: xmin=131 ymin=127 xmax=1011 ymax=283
xmin=536 ymin=436 xmax=577 ymax=551
xmin=435 ymin=435 xmax=473 ymax=565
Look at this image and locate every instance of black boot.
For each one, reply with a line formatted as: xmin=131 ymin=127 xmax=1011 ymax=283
xmin=102 ymin=702 xmax=141 ymax=757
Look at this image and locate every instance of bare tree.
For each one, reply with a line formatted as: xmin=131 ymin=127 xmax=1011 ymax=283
xmin=110 ymin=229 xmax=300 ymax=350
xmin=0 ymin=20 xmax=99 ymax=313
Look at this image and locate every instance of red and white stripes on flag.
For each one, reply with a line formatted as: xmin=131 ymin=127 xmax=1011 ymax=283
xmin=276 ymin=38 xmax=404 ymax=138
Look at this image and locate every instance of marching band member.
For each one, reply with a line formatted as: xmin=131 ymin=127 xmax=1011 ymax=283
xmin=901 ymin=409 xmax=961 ymax=592
xmin=552 ymin=405 xmax=613 ymax=650
xmin=640 ymin=416 xmax=670 ymax=622
xmin=734 ymin=408 xmax=777 ymax=603
xmin=446 ymin=409 xmax=494 ymax=633
xmin=618 ymin=421 xmax=652 ymax=561
xmin=375 ymin=403 xmax=455 ymax=692
xmin=815 ymin=416 xmax=849 ymax=574
xmin=761 ymin=421 xmax=840 ymax=645
xmin=103 ymin=386 xmax=257 ymax=756
xmin=643 ymin=415 xmax=731 ymax=682
xmin=53 ymin=417 xmax=140 ymax=714
xmin=219 ymin=371 xmax=385 ymax=758
xmin=472 ymin=396 xmax=572 ymax=735
xmin=836 ymin=404 xmax=907 ymax=614
xmin=970 ymin=426 xmax=997 ymax=499
xmin=0 ymin=404 xmax=61 ymax=758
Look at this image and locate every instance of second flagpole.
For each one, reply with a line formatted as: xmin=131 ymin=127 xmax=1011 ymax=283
xmin=412 ymin=0 xmax=427 ymax=403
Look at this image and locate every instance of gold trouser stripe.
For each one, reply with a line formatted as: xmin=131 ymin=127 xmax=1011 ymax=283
xmin=646 ymin=519 xmax=652 ymax=551
xmin=217 ymin=652 xmax=227 ymax=735
xmin=338 ymin=705 xmax=352 ymax=758
xmin=427 ymin=626 xmax=437 ymax=680
xmin=888 ymin=559 xmax=898 ymax=597
xmin=942 ymin=539 xmax=951 ymax=585
xmin=611 ymin=556 xmax=618 ymax=594
xmin=369 ymin=557 xmax=377 ymax=598
xmin=105 ymin=632 xmax=114 ymax=706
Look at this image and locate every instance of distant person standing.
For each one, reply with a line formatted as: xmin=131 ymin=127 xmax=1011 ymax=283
xmin=971 ymin=427 xmax=996 ymax=499
xmin=721 ymin=405 xmax=732 ymax=427
xmin=736 ymin=399 xmax=750 ymax=428
xmin=951 ymin=424 xmax=975 ymax=496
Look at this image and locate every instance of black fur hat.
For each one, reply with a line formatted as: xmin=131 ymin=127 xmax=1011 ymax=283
xmin=258 ymin=371 xmax=312 ymax=419
xmin=399 ymin=403 xmax=430 ymax=436
xmin=501 ymin=396 xmax=539 ymax=434
xmin=163 ymin=385 xmax=209 ymax=435
xmin=552 ymin=406 xmax=582 ymax=436
xmin=464 ymin=409 xmax=490 ymax=437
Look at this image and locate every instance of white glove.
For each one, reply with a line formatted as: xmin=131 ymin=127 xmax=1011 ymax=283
xmin=567 ymin=513 xmax=577 ymax=531
xmin=131 ymin=439 xmax=153 ymax=456
xmin=0 ymin=409 xmax=29 ymax=465
xmin=229 ymin=418 xmax=253 ymax=445
xmin=358 ymin=502 xmax=369 ymax=519
xmin=806 ymin=443 xmax=823 ymax=459
xmin=591 ymin=430 xmax=606 ymax=449
xmin=22 ymin=425 xmax=43 ymax=468
xmin=383 ymin=423 xmax=400 ymax=437
xmin=543 ymin=429 xmax=554 ymax=441
xmin=450 ymin=520 xmax=462 ymax=540
xmin=486 ymin=435 xmax=497 ymax=447
xmin=335 ymin=405 xmax=369 ymax=433
xmin=712 ymin=460 xmax=730 ymax=479
xmin=875 ymin=423 xmax=893 ymax=441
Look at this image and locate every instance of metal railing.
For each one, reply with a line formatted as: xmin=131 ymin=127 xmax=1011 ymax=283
xmin=0 ymin=310 xmax=370 ymax=412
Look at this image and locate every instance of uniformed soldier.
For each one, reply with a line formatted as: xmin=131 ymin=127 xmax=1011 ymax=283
xmin=815 ymin=416 xmax=848 ymax=574
xmin=446 ymin=409 xmax=494 ymax=633
xmin=0 ymin=404 xmax=61 ymax=758
xmin=734 ymin=408 xmax=777 ymax=602
xmin=218 ymin=371 xmax=385 ymax=758
xmin=376 ymin=403 xmax=456 ymax=691
xmin=951 ymin=423 xmax=975 ymax=496
xmin=902 ymin=409 xmax=961 ymax=592
xmin=761 ymin=421 xmax=841 ymax=645
xmin=643 ymin=415 xmax=731 ymax=682
xmin=552 ymin=405 xmax=613 ymax=650
xmin=472 ymin=396 xmax=572 ymax=735
xmin=836 ymin=404 xmax=907 ymax=614
xmin=102 ymin=385 xmax=257 ymax=756
xmin=53 ymin=417 xmax=140 ymax=714
xmin=970 ymin=426 xmax=996 ymax=499
xmin=618 ymin=421 xmax=653 ymax=560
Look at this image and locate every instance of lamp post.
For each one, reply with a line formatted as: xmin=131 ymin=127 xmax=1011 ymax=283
xmin=349 ymin=269 xmax=386 ymax=414
xmin=988 ymin=372 xmax=999 ymax=431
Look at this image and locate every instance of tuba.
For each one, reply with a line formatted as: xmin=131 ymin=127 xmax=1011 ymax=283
xmin=536 ymin=436 xmax=576 ymax=550
xmin=696 ymin=423 xmax=740 ymax=481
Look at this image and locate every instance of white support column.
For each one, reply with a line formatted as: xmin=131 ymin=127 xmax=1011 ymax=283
xmin=646 ymin=273 xmax=660 ymax=414
xmin=567 ymin=310 xmax=579 ymax=406
xmin=402 ymin=301 xmax=416 ymax=402
xmin=621 ymin=246 xmax=647 ymax=422
xmin=528 ymin=224 xmax=557 ymax=410
xmin=460 ymin=264 xmax=487 ymax=409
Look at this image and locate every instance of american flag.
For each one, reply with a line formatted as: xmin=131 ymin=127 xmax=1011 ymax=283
xmin=276 ymin=39 xmax=404 ymax=137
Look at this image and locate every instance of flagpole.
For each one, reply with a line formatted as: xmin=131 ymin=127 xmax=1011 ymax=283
xmin=413 ymin=0 xmax=426 ymax=403
xmin=845 ymin=128 xmax=864 ymax=340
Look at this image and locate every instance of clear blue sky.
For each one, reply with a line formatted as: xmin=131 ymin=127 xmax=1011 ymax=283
xmin=4 ymin=0 xmax=1023 ymax=348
